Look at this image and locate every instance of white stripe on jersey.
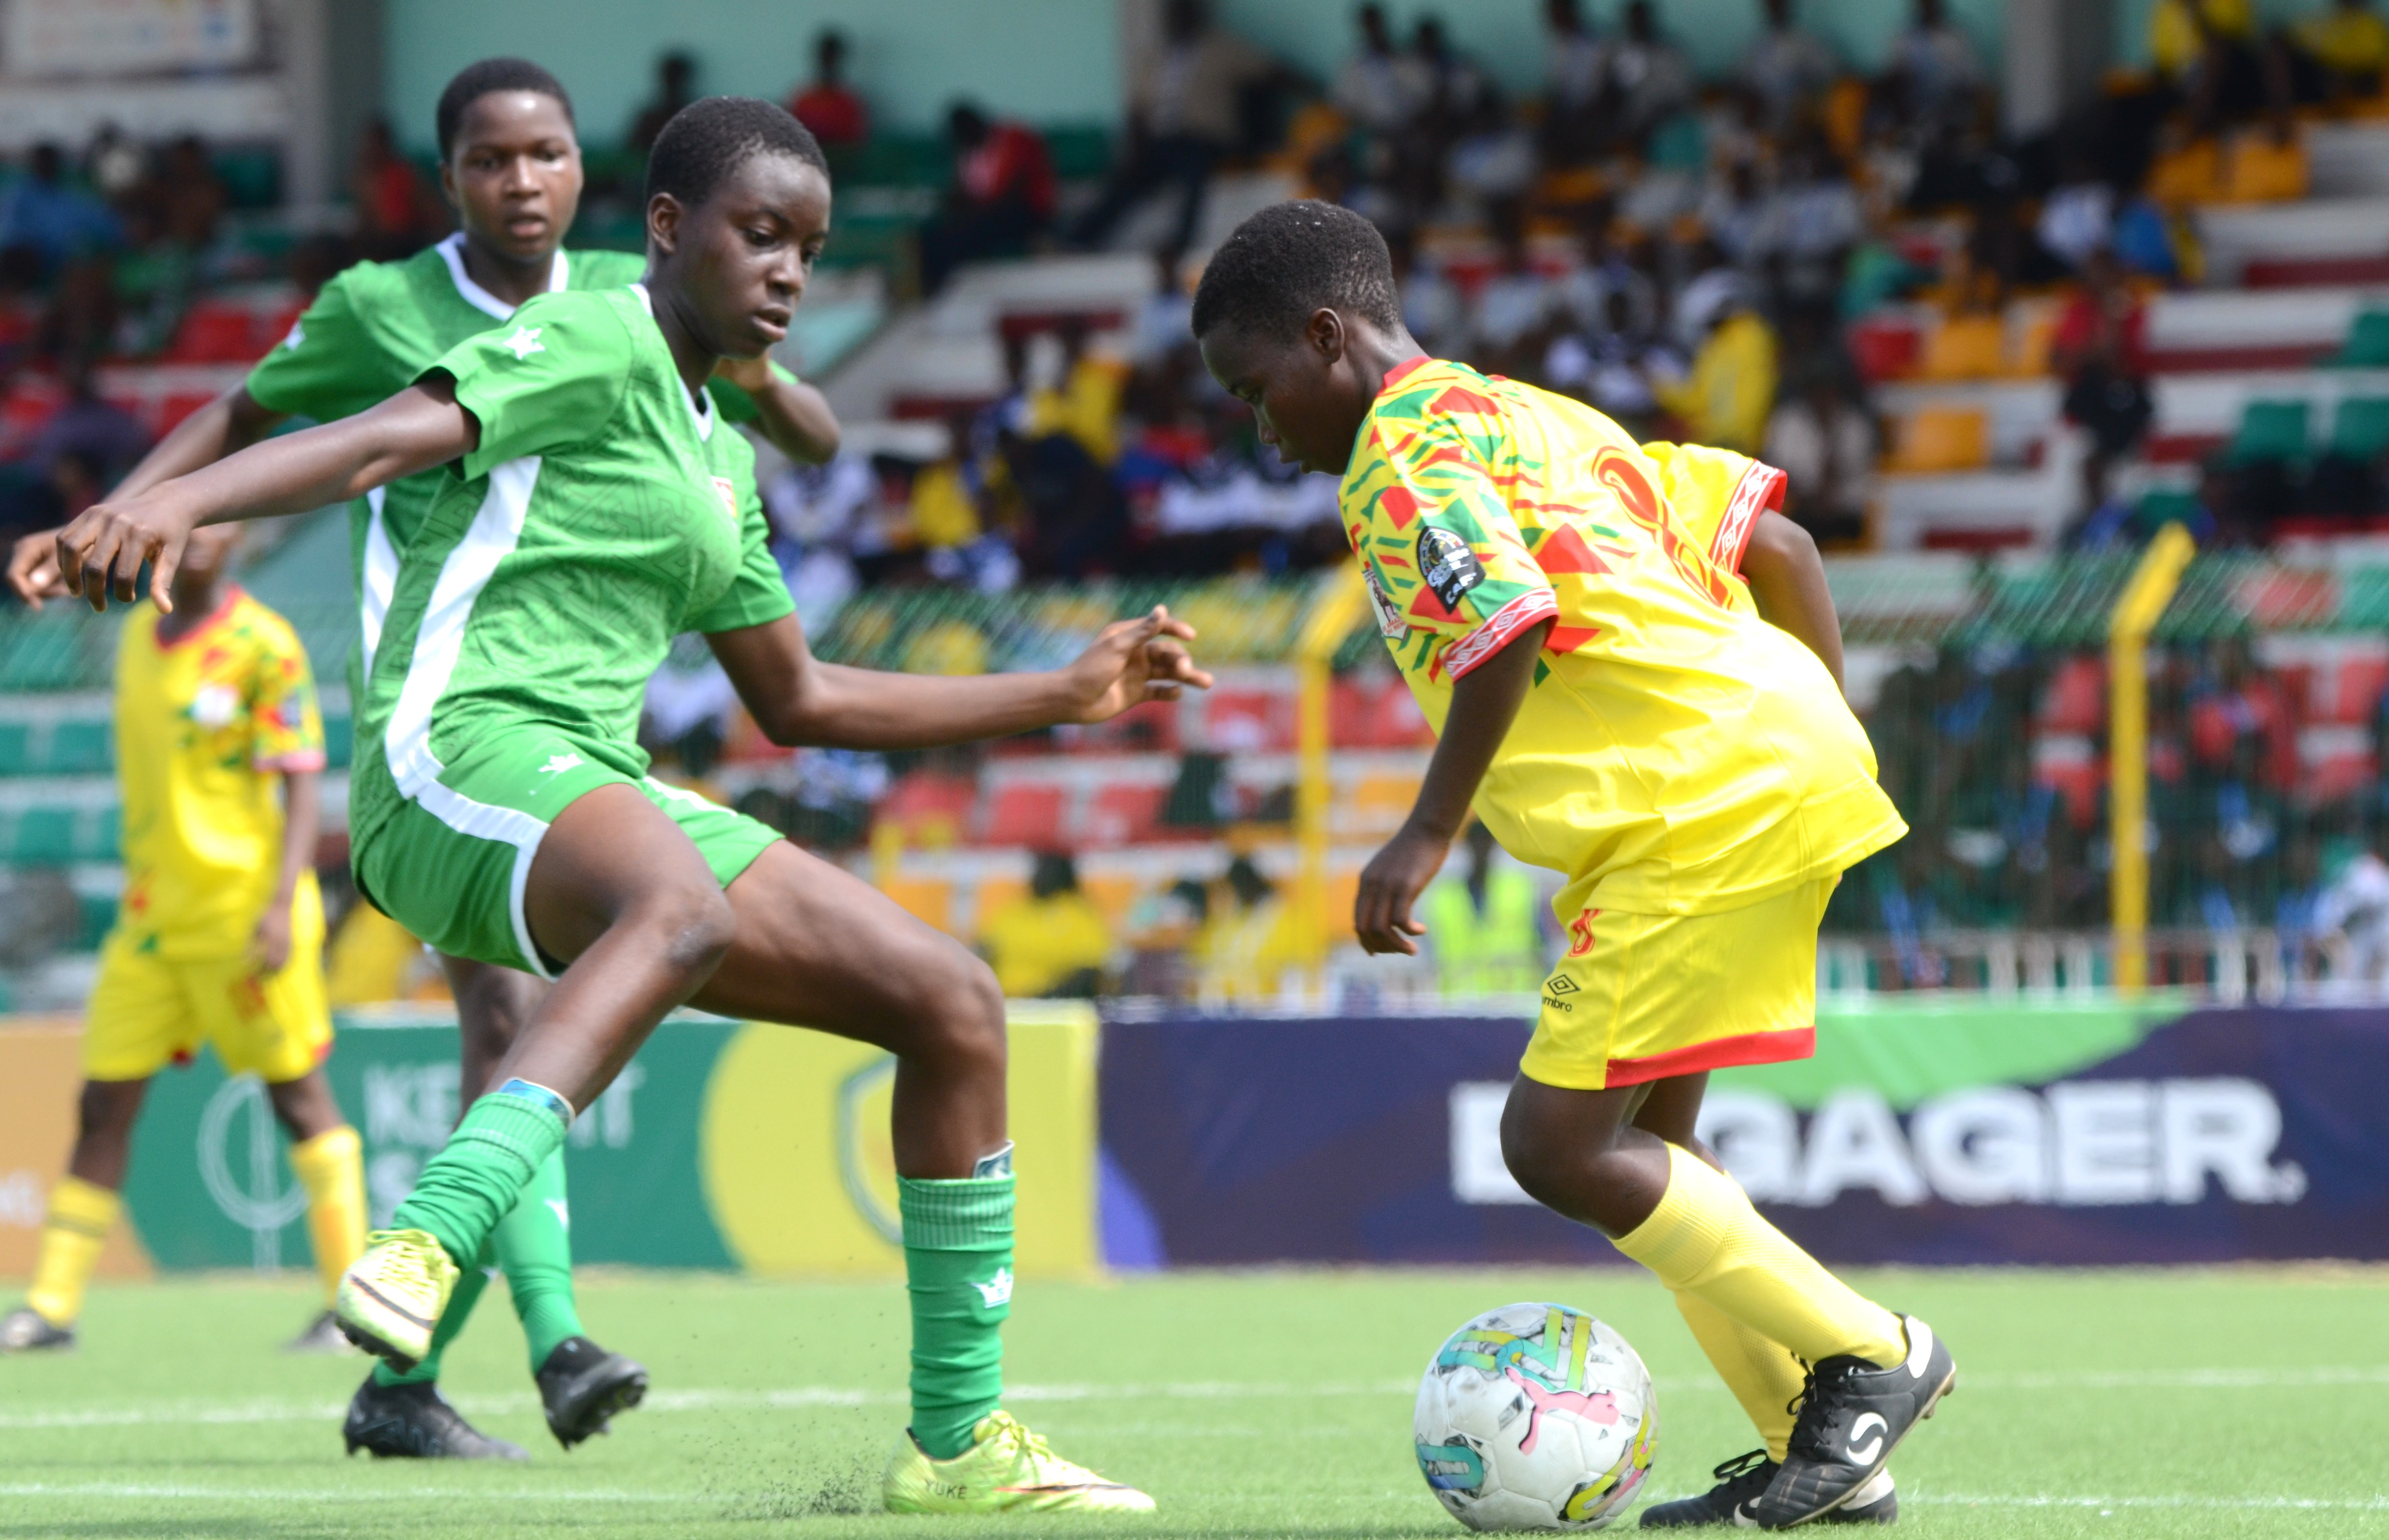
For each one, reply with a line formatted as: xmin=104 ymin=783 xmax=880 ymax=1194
xmin=357 ymin=487 xmax=397 ymax=678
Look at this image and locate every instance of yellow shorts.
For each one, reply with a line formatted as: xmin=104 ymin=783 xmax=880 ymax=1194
xmin=83 ymin=928 xmax=333 ymax=1084
xmin=1520 ymin=876 xmax=1831 ymax=1091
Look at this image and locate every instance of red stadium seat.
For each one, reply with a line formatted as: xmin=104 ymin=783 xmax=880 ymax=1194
xmin=1198 ymin=685 xmax=1295 ymax=752
xmin=1082 ymin=782 xmax=1167 ymax=847
xmin=2299 ymin=725 xmax=2377 ymax=803
xmin=874 ymin=772 xmax=978 ymax=850
xmin=1067 ymin=698 xmax=1179 ymax=754
xmin=1847 ymin=317 xmax=1922 ymax=383
xmin=165 ymin=302 xmax=262 ymax=363
xmin=157 ymin=392 xmax=219 ymax=435
xmin=2036 ymin=657 xmax=2106 ymax=734
xmin=2031 ymin=733 xmax=2103 ymax=829
xmin=978 ymin=782 xmax=1068 ymax=848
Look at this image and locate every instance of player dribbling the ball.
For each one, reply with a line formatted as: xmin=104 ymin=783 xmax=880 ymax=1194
xmin=1194 ymin=201 xmax=1955 ymax=1531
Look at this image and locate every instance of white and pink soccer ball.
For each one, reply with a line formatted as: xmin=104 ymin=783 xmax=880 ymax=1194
xmin=1414 ymin=1302 xmax=1657 ymax=1532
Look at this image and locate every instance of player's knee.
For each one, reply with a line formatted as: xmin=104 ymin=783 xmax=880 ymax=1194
xmin=910 ymin=949 xmax=1008 ymax=1080
xmin=1498 ymin=1104 xmax=1571 ymax=1211
xmin=635 ymin=881 xmax=737 ymax=979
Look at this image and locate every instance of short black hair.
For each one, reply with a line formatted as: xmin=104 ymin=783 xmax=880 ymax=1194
xmin=1191 ymin=199 xmax=1402 ymax=341
xmin=644 ymin=96 xmax=829 ymax=209
xmin=436 ymin=57 xmax=576 ymax=159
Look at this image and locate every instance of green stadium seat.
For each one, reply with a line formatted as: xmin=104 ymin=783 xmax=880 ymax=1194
xmin=46 ymin=719 xmax=110 ymax=775
xmin=10 ymin=807 xmax=79 ymax=866
xmin=76 ymin=893 xmax=117 ymax=950
xmin=2227 ymin=400 xmax=2311 ymax=465
xmin=0 ymin=722 xmax=27 ymax=776
xmin=2135 ymin=488 xmax=2203 ymax=537
xmin=82 ymin=805 xmax=120 ymax=863
xmin=323 ymin=715 xmax=353 ymax=770
xmin=2330 ymin=397 xmax=2389 ymax=460
xmin=2336 ymin=311 xmax=2389 ymax=367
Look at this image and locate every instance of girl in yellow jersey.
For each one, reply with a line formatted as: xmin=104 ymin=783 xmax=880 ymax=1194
xmin=1193 ymin=202 xmax=1954 ymax=1531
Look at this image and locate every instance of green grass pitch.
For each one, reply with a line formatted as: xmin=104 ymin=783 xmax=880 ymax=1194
xmin=2 ymin=1266 xmax=2385 ymax=1538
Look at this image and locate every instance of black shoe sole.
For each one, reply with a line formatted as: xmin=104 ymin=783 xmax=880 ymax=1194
xmin=336 ymin=1320 xmax=420 ymax=1376
xmin=549 ymin=1363 xmax=648 ymax=1449
xmin=1770 ymin=1371 xmax=1954 ymax=1530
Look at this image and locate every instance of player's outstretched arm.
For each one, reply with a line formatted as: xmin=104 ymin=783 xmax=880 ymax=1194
xmin=707 ymin=604 xmax=1213 ymax=751
xmin=714 ymin=356 xmax=840 ymax=463
xmin=1739 ymin=510 xmax=1844 ymax=689
xmin=7 ymin=387 xmax=288 ymax=610
xmin=53 ymin=381 xmax=477 ymax=614
xmin=1354 ymin=617 xmax=1550 ymax=956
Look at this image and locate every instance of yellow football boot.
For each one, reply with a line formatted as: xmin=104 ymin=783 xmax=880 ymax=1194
xmin=884 ymin=1409 xmax=1156 ymax=1515
xmin=332 ymin=1228 xmax=456 ymax=1370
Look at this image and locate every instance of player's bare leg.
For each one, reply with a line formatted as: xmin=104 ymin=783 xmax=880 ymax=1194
xmin=1503 ymin=1075 xmax=1949 ymax=1528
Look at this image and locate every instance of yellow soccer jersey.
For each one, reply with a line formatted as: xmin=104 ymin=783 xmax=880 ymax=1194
xmin=1637 ymin=439 xmax=1786 ymax=576
xmin=1341 ymin=356 xmax=1903 ymax=915
xmin=115 ymin=590 xmax=326 ymax=960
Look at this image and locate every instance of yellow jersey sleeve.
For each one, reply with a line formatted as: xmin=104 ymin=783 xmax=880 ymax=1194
xmin=1637 ymin=440 xmax=1786 ymax=574
xmin=247 ymin=615 xmax=326 ymax=772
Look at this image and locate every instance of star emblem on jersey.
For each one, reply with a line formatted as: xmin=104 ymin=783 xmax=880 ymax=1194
xmin=537 ymin=752 xmax=583 ymax=776
xmin=502 ymin=325 xmax=546 ymax=360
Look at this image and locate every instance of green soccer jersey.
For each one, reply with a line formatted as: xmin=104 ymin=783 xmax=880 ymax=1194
xmin=243 ymin=235 xmax=790 ymax=684
xmin=348 ymin=284 xmax=795 ymax=858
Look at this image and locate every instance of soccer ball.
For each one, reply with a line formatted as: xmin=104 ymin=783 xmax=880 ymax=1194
xmin=1414 ymin=1302 xmax=1656 ymax=1531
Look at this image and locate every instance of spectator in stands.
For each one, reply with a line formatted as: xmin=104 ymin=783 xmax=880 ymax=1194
xmin=1748 ymin=133 xmax=1866 ymax=308
xmin=1882 ymin=0 xmax=1986 ymax=141
xmin=2288 ymin=0 xmax=2389 ymax=101
xmin=84 ymin=125 xmax=145 ymax=207
xmin=627 ymin=51 xmax=698 ymax=158
xmin=21 ymin=362 xmax=148 ymax=492
xmin=1739 ymin=0 xmax=1840 ymax=134
xmin=919 ymin=103 xmax=1058 ymax=293
xmin=1765 ymin=365 xmax=1876 ymax=546
xmin=0 ymin=144 xmax=122 ymax=278
xmin=1539 ymin=0 xmax=1609 ymax=165
xmin=348 ymin=117 xmax=443 ymax=261
xmin=1072 ymin=0 xmax=1281 ymax=254
xmin=1334 ymin=5 xmax=1424 ymax=142
xmin=2055 ymin=248 xmax=2154 ymax=539
xmin=1192 ymin=855 xmax=1305 ymax=1003
xmin=1424 ymin=821 xmax=1543 ymax=995
xmin=1604 ymin=1 xmax=1696 ymax=151
xmin=157 ymin=136 xmax=228 ymax=253
xmin=2037 ymin=151 xmax=2116 ymax=273
xmin=1408 ymin=15 xmax=1498 ymax=161
xmin=2316 ymin=839 xmax=2389 ymax=981
xmin=1657 ymin=270 xmax=1777 ymax=454
xmin=978 ymin=853 xmax=1115 ymax=998
xmin=1388 ymin=227 xmax=1461 ymax=355
xmin=1467 ymin=203 xmax=1561 ymax=376
xmin=2148 ymin=0 xmax=2279 ymax=132
xmin=789 ymin=29 xmax=870 ymax=148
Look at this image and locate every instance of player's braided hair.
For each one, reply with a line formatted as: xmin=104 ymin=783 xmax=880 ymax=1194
xmin=643 ymin=97 xmax=829 ymax=210
xmin=435 ymin=57 xmax=576 ymax=159
xmin=1191 ymin=200 xmax=1403 ymax=342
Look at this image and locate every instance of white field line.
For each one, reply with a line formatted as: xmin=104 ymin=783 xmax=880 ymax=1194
xmin=5 ymin=1364 xmax=2388 ymax=1432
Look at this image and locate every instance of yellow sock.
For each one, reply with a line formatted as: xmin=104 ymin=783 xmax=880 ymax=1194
xmin=1615 ymin=1143 xmax=1905 ymax=1369
xmin=1674 ymin=1290 xmax=1805 ymax=1461
xmin=26 ymin=1175 xmax=119 ymax=1327
xmin=289 ymin=1126 xmax=367 ymax=1304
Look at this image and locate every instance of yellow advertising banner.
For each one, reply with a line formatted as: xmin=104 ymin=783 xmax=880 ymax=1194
xmin=0 ymin=1018 xmax=153 ymax=1281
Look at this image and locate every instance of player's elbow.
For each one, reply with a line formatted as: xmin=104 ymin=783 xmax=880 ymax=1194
xmin=753 ymin=692 xmax=831 ymax=749
xmin=1743 ymin=510 xmax=1819 ymax=579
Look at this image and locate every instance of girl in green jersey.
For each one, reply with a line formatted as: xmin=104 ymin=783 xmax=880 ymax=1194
xmin=53 ymin=97 xmax=1197 ymax=1515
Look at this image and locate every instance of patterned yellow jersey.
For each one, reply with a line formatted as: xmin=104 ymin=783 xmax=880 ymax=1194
xmin=1637 ymin=439 xmax=1786 ymax=577
xmin=116 ymin=590 xmax=326 ymax=959
xmin=1341 ymin=357 xmax=1902 ymax=915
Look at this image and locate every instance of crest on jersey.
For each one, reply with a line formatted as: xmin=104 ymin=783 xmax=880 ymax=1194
xmin=1418 ymin=526 xmax=1486 ymax=612
xmin=1366 ymin=564 xmax=1411 ymax=640
xmin=710 ymin=476 xmax=739 ymax=523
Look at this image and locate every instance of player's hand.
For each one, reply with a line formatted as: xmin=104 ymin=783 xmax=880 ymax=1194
xmin=1355 ymin=822 xmax=1449 ymax=956
xmin=5 ymin=527 xmax=70 ymax=610
xmin=55 ymin=489 xmax=198 ymax=613
xmin=250 ymin=900 xmax=294 ymax=975
xmin=1067 ymin=606 xmax=1214 ymax=723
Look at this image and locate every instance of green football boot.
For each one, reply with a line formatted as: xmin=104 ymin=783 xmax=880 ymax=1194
xmin=884 ymin=1409 xmax=1155 ymax=1515
xmin=333 ymin=1229 xmax=457 ymax=1371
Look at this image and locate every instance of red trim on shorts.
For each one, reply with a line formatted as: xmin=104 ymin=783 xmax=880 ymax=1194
xmin=1604 ymin=1025 xmax=1814 ymax=1086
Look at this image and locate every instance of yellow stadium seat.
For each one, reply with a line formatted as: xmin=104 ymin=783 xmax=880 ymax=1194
xmin=2004 ymin=302 xmax=2061 ymax=378
xmin=1886 ymin=406 xmax=1991 ymax=474
xmin=1920 ymin=314 xmax=2005 ymax=380
xmin=2148 ymin=137 xmax=2220 ymax=206
xmin=882 ymin=877 xmax=956 ymax=935
xmin=2217 ymin=130 xmax=2309 ymax=204
xmin=1341 ymin=773 xmax=1424 ymax=838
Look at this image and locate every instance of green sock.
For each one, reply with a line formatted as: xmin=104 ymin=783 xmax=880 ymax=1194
xmin=391 ymin=1082 xmax=570 ymax=1271
xmin=495 ymin=1149 xmax=584 ymax=1371
xmin=373 ymin=1240 xmax=494 ymax=1387
xmin=900 ymin=1169 xmax=1015 ymax=1460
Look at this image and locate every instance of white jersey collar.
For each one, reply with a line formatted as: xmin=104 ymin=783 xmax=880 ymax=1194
xmin=435 ymin=232 xmax=570 ymax=320
xmin=629 ymin=282 xmax=715 ymax=442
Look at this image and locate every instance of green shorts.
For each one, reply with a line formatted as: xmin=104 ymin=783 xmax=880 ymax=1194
xmin=353 ymin=728 xmax=780 ymax=978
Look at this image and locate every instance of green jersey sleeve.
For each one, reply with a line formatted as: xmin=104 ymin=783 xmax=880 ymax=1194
xmin=244 ymin=272 xmax=400 ymax=421
xmin=686 ymin=479 xmax=796 ymax=635
xmin=704 ymin=359 xmax=800 ymax=425
xmin=427 ymin=292 xmax=633 ymax=481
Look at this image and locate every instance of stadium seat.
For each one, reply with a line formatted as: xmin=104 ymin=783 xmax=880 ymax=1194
xmin=1068 ymin=698 xmax=1179 ymax=754
xmin=873 ymin=772 xmax=977 ymax=850
xmin=75 ymin=892 xmax=116 ymax=950
xmin=2029 ymin=734 xmax=2103 ymax=828
xmin=880 ymin=876 xmax=956 ymax=934
xmin=2004 ymin=302 xmax=2061 ymax=377
xmin=2311 ymin=645 xmax=2389 ymax=723
xmin=2226 ymin=400 xmax=2311 ymax=466
xmin=1885 ymin=407 xmax=1990 ymax=474
xmin=2216 ymin=130 xmax=2309 ymax=205
xmin=1846 ymin=318 xmax=1921 ymax=383
xmin=1341 ymin=773 xmax=1424 ymax=839
xmin=2036 ymin=656 xmax=2107 ymax=734
xmin=165 ymin=301 xmax=262 ymax=363
xmin=2329 ymin=397 xmax=2389 ymax=461
xmin=83 ymin=804 xmax=120 ymax=863
xmin=2299 ymin=724 xmax=2376 ymax=803
xmin=1199 ymin=686 xmax=1295 ymax=752
xmin=157 ymin=393 xmax=221 ymax=435
xmin=323 ymin=715 xmax=353 ymax=770
xmin=978 ymin=782 xmax=1068 ymax=848
xmin=1919 ymin=314 xmax=2004 ymax=381
xmin=2332 ymin=312 xmax=2389 ymax=367
xmin=0 ymin=721 xmax=28 ymax=775
xmin=45 ymin=719 xmax=110 ymax=775
xmin=1083 ymin=782 xmax=1168 ymax=847
xmin=9 ymin=807 xmax=79 ymax=866
xmin=2147 ymin=137 xmax=2220 ymax=205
